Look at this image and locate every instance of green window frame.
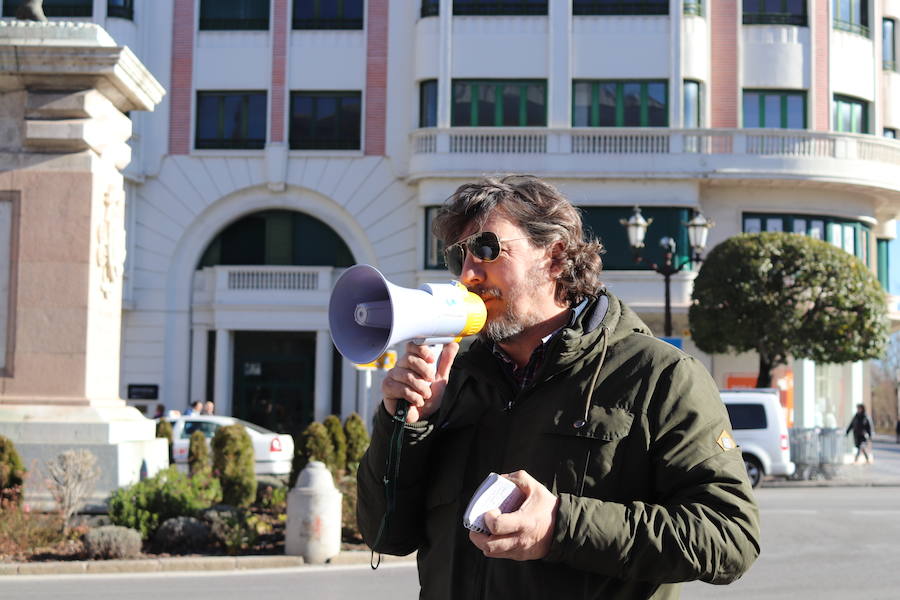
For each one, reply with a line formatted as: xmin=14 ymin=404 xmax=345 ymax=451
xmin=742 ymin=90 xmax=806 ymax=129
xmin=420 ymin=80 xmax=438 ymax=128
xmin=877 ymin=238 xmax=890 ymax=290
xmin=289 ymin=91 xmax=362 ymax=150
xmin=683 ymin=0 xmax=703 ymax=16
xmin=453 ymin=1 xmax=548 ymax=16
xmin=2 ymin=0 xmax=91 ymax=17
xmin=573 ymin=0 xmax=669 ymax=16
xmin=834 ymin=0 xmax=869 ymax=37
xmin=199 ymin=0 xmax=269 ymax=30
xmin=195 ymin=91 xmax=267 ymax=150
xmin=421 ymin=0 xmax=440 ymax=17
xmin=582 ymin=207 xmax=692 ymax=271
xmin=884 ymin=19 xmax=897 ymax=71
xmin=293 ymin=0 xmax=364 ymax=30
xmin=573 ymin=80 xmax=668 ymax=127
xmin=742 ymin=0 xmax=807 ymax=26
xmin=424 ymin=207 xmax=446 ymax=270
xmin=107 ymin=0 xmax=133 ymax=19
xmin=833 ymin=95 xmax=869 ymax=133
xmin=452 ymin=80 xmax=547 ymax=127
xmin=684 ymin=80 xmax=702 ymax=128
xmin=743 ymin=212 xmax=872 ymax=264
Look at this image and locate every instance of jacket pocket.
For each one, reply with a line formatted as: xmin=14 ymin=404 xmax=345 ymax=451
xmin=542 ymin=406 xmax=635 ymax=497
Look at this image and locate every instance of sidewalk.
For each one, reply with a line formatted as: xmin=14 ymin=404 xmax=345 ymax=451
xmin=0 ymin=549 xmax=415 ymax=576
xmin=762 ymin=435 xmax=900 ymax=488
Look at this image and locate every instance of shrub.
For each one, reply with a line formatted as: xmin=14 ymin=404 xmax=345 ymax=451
xmin=152 ymin=516 xmax=211 ymax=554
xmin=336 ymin=474 xmax=362 ymax=544
xmin=83 ymin=525 xmax=142 ymax=559
xmin=0 ymin=497 xmax=65 ymax=557
xmin=107 ymin=466 xmax=222 ymax=539
xmin=323 ymin=415 xmax=347 ymax=473
xmin=188 ymin=430 xmax=210 ymax=476
xmin=45 ymin=449 xmax=101 ymax=533
xmin=255 ymin=478 xmax=288 ymax=511
xmin=0 ymin=435 xmax=25 ymax=506
xmin=211 ymin=424 xmax=256 ymax=508
xmin=289 ymin=422 xmax=334 ymax=487
xmin=156 ymin=420 xmax=174 ymax=463
xmin=343 ymin=413 xmax=370 ymax=475
xmin=201 ymin=505 xmax=269 ymax=555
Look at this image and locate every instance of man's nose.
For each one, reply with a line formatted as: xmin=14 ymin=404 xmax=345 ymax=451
xmin=458 ymin=252 xmax=484 ymax=287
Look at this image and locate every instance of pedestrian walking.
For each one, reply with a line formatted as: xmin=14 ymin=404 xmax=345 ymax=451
xmin=845 ymin=404 xmax=873 ymax=464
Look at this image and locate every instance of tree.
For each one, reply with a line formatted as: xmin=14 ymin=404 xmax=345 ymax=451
xmin=689 ymin=232 xmax=888 ymax=388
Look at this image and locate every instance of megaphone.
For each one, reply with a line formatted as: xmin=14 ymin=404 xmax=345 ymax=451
xmin=328 ymin=264 xmax=487 ymax=365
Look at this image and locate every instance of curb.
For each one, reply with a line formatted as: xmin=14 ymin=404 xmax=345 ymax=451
xmin=0 ymin=550 xmax=416 ymax=576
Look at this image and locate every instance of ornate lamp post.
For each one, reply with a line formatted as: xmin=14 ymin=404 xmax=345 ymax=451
xmin=620 ymin=207 xmax=714 ymax=338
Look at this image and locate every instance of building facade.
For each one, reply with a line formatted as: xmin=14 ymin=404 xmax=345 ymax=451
xmin=18 ymin=0 xmax=900 ymax=440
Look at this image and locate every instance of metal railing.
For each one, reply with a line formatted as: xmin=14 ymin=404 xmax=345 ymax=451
xmin=227 ymin=269 xmax=321 ymax=291
xmin=574 ymin=1 xmax=669 ymax=15
xmin=789 ymin=427 xmax=851 ymax=480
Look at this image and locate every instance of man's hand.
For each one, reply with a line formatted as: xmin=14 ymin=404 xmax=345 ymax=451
xmin=381 ymin=342 xmax=458 ymax=423
xmin=468 ymin=470 xmax=560 ymax=561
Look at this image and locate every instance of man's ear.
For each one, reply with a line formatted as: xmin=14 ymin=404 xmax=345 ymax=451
xmin=547 ymin=241 xmax=566 ymax=277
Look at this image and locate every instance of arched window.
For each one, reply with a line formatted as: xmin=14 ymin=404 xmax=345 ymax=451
xmin=198 ymin=210 xmax=354 ymax=268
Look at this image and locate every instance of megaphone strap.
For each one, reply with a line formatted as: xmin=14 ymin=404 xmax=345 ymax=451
xmin=370 ymin=403 xmax=408 ymax=570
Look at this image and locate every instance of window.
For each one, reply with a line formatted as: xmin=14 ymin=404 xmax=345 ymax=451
xmin=742 ymin=0 xmax=806 ymax=26
xmin=683 ymin=0 xmax=702 ymax=16
xmin=885 ymin=19 xmax=897 ymax=71
xmin=743 ymin=90 xmax=806 ymax=129
xmin=289 ymin=92 xmax=362 ymax=150
xmin=684 ymin=81 xmax=701 ymax=128
xmin=452 ymin=80 xmax=547 ymax=127
xmin=107 ymin=0 xmax=133 ymax=19
xmin=420 ymin=80 xmax=438 ymax=128
xmin=743 ymin=212 xmax=872 ymax=262
xmin=425 ymin=207 xmax=446 ymax=270
xmin=2 ymin=0 xmax=91 ymax=17
xmin=885 ymin=128 xmax=898 ymax=138
xmin=195 ymin=92 xmax=267 ymax=150
xmin=573 ymin=0 xmax=668 ymax=15
xmin=725 ymin=404 xmax=768 ymax=430
xmin=581 ymin=207 xmax=692 ymax=271
xmin=453 ymin=0 xmax=548 ymax=16
xmin=573 ymin=81 xmax=668 ymax=127
xmin=833 ymin=95 xmax=868 ymax=133
xmin=199 ymin=0 xmax=269 ymax=30
xmin=421 ymin=0 xmax=439 ymax=16
xmin=293 ymin=0 xmax=363 ymax=30
xmin=877 ymin=239 xmax=890 ymax=290
xmin=834 ymin=0 xmax=869 ymax=37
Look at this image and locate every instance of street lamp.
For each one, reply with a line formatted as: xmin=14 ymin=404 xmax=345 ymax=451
xmin=620 ymin=206 xmax=714 ymax=338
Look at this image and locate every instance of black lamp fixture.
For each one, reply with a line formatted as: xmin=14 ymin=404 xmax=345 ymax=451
xmin=620 ymin=206 xmax=714 ymax=338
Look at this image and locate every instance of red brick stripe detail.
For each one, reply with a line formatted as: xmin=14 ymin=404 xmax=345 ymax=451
xmin=813 ymin=0 xmax=830 ymax=131
xmin=169 ymin=0 xmax=195 ymax=155
xmin=710 ymin=0 xmax=738 ymax=128
xmin=365 ymin=0 xmax=388 ymax=156
xmin=271 ymin=0 xmax=288 ymax=143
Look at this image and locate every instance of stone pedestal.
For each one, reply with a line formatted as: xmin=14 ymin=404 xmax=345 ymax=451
xmin=0 ymin=21 xmax=166 ymax=510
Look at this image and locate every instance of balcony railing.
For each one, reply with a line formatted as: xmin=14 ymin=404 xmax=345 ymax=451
xmin=193 ymin=266 xmax=336 ymax=307
xmin=742 ymin=12 xmax=807 ymax=26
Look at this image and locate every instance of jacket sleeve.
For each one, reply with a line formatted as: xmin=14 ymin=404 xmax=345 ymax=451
xmin=356 ymin=403 xmax=437 ymax=556
xmin=545 ymin=356 xmax=761 ymax=585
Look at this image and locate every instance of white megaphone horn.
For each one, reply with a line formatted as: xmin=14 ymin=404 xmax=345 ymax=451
xmin=328 ymin=264 xmax=487 ymax=365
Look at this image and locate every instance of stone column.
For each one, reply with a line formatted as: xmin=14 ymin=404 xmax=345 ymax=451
xmin=190 ymin=325 xmax=209 ymax=407
xmin=314 ymin=329 xmax=332 ymax=421
xmin=213 ymin=328 xmax=232 ymax=417
xmin=0 ymin=21 xmax=166 ymax=509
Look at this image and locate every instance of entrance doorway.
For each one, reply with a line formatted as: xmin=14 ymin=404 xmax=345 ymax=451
xmin=232 ymin=331 xmax=316 ymax=440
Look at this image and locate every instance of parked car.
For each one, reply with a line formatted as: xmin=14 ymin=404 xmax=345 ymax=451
xmin=721 ymin=389 xmax=795 ymax=487
xmin=160 ymin=415 xmax=295 ymax=477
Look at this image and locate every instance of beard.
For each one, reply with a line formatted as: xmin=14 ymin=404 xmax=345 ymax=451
xmin=471 ymin=264 xmax=546 ymax=344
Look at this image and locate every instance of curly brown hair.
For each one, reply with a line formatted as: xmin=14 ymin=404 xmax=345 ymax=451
xmin=432 ymin=175 xmax=604 ymax=306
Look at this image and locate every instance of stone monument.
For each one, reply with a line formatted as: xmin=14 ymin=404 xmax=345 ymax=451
xmin=0 ymin=20 xmax=167 ymax=509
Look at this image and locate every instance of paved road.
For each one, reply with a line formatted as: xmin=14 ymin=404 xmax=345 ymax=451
xmin=5 ymin=485 xmax=900 ymax=599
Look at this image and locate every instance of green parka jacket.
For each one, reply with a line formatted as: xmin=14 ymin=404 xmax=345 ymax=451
xmin=357 ymin=292 xmax=760 ymax=600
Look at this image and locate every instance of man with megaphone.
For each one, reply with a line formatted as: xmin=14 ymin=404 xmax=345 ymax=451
xmin=355 ymin=175 xmax=760 ymax=600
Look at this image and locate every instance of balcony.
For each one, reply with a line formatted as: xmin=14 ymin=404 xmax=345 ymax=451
xmin=193 ymin=266 xmax=337 ymax=310
xmin=408 ymin=128 xmax=900 ymax=191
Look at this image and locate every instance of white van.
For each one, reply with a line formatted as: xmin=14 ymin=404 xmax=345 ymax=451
xmin=720 ymin=389 xmax=795 ymax=487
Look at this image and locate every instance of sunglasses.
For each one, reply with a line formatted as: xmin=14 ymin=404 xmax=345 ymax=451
xmin=443 ymin=231 xmax=529 ymax=276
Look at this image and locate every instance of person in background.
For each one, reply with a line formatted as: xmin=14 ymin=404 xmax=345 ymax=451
xmin=203 ymin=400 xmax=215 ymax=415
xmin=846 ymin=403 xmax=874 ymax=464
xmin=184 ymin=400 xmax=203 ymax=416
xmin=357 ymin=174 xmax=760 ymax=600
xmin=895 ymin=418 xmax=900 ymax=444
xmin=152 ymin=403 xmax=165 ymax=419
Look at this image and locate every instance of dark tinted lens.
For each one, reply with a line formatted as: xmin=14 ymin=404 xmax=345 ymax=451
xmin=469 ymin=232 xmax=501 ymax=261
xmin=445 ymin=244 xmax=464 ymax=275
